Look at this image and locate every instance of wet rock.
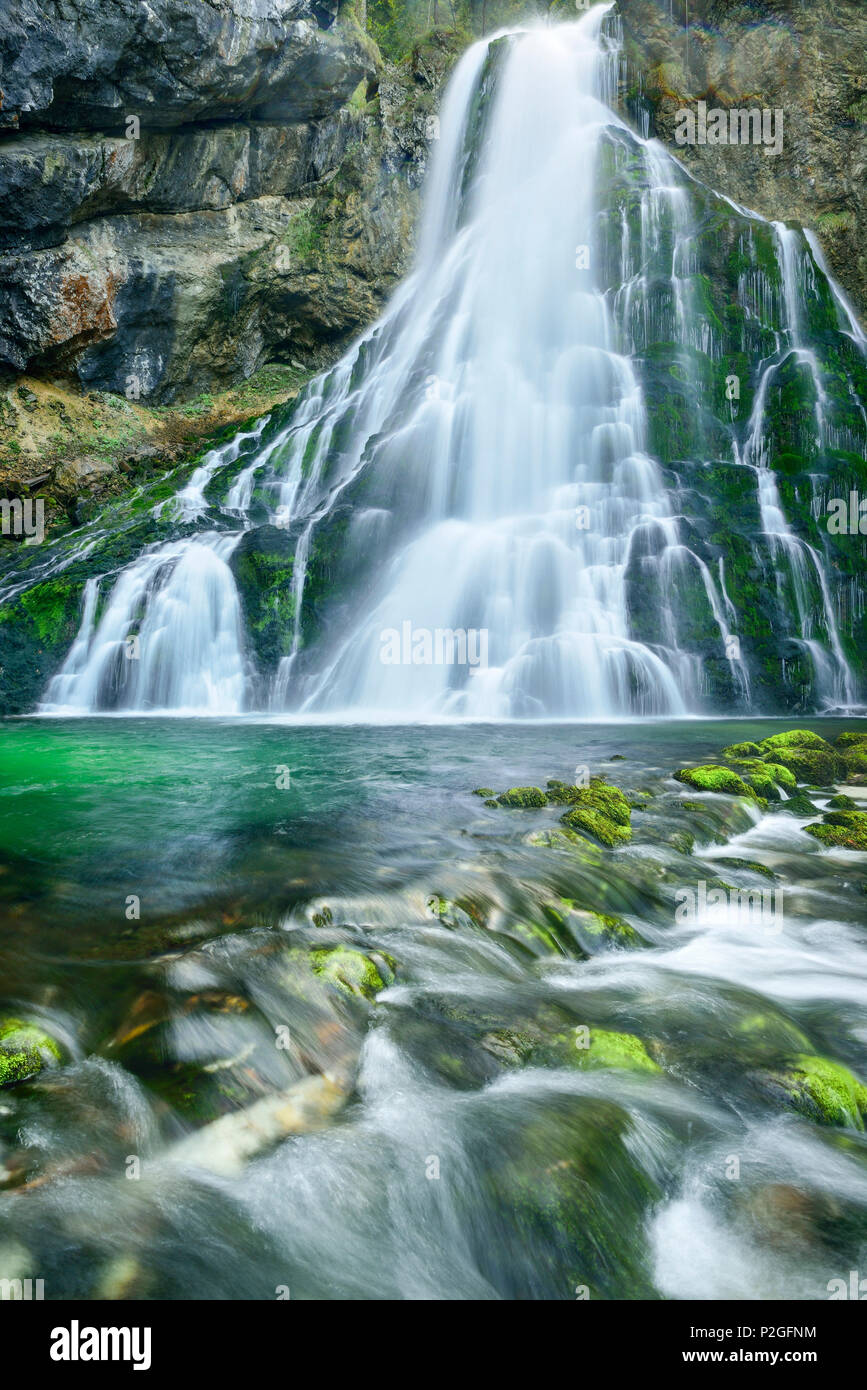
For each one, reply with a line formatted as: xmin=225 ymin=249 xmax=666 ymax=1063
xmin=0 ymin=1017 xmax=61 ymax=1088
xmin=757 ymin=731 xmax=846 ymax=785
xmin=760 ymin=1054 xmax=867 ymax=1130
xmin=804 ymin=809 xmax=867 ymax=850
xmin=618 ymin=0 xmax=867 ymax=322
xmin=674 ymin=764 xmax=757 ymax=798
xmin=309 ymin=945 xmax=394 ymax=1000
xmin=496 ymin=786 xmax=548 ymax=809
xmin=558 ymin=780 xmax=632 ymax=848
xmin=166 ymin=1071 xmax=351 ymax=1177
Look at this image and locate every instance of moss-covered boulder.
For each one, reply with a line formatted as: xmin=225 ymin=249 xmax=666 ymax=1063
xmin=780 ymin=792 xmax=820 ymax=817
xmin=0 ymin=1017 xmax=62 ymax=1087
xmin=309 ymin=946 xmax=394 ymax=1001
xmin=472 ymin=787 xmax=495 ymax=798
xmin=763 ymin=1054 xmax=867 ymax=1130
xmin=722 ymin=741 xmax=764 ymax=758
xmin=834 ymin=733 xmax=867 ymax=750
xmin=559 ymin=779 xmax=632 ymax=847
xmin=573 ymin=1028 xmax=661 ymax=1075
xmin=757 ymin=731 xmax=845 ymax=784
xmin=840 ymin=745 xmax=867 ymax=777
xmin=496 ymin=786 xmax=548 ymax=809
xmin=805 ymin=809 xmax=867 ymax=850
xmin=726 ymin=758 xmax=797 ymax=800
xmin=674 ymin=764 xmax=757 ymax=798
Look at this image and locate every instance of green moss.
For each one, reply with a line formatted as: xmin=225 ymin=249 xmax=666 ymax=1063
xmin=496 ymin=786 xmax=548 ymax=809
xmin=827 ymin=794 xmax=858 ymax=809
xmin=840 ymin=746 xmax=867 ymax=777
xmin=472 ymin=787 xmax=495 ymax=798
xmin=758 ymin=735 xmax=845 ymax=785
xmin=559 ymin=779 xmax=632 ymax=848
xmin=0 ymin=1017 xmax=62 ymax=1088
xmin=722 ymin=741 xmax=763 ymax=758
xmin=780 ymin=792 xmax=820 ymax=817
xmin=715 ymin=857 xmax=777 ymax=880
xmin=309 ymin=947 xmax=392 ymax=1001
xmin=770 ymin=1054 xmax=867 ymax=1130
xmin=834 ymin=733 xmax=867 ymax=750
xmin=722 ymin=758 xmax=794 ymax=800
xmin=574 ymin=1028 xmax=661 ymax=1075
xmin=561 ymin=905 xmax=646 ymax=952
xmin=674 ymin=764 xmax=757 ymax=799
xmin=805 ymin=809 xmax=867 ymax=850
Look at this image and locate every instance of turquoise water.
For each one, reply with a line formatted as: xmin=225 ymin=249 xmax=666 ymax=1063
xmin=0 ymin=718 xmax=866 ymax=1299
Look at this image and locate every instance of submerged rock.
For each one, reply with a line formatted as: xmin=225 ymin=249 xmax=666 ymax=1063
xmin=763 ymin=1054 xmax=867 ymax=1131
xmin=166 ymin=1071 xmax=351 ymax=1177
xmin=574 ymin=1029 xmax=662 ymax=1075
xmin=310 ymin=946 xmax=394 ymax=1000
xmin=496 ymin=786 xmax=548 ymax=808
xmin=0 ymin=1018 xmax=61 ymax=1088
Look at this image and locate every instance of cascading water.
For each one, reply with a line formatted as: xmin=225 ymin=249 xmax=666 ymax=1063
xmin=39 ymin=6 xmax=864 ymax=717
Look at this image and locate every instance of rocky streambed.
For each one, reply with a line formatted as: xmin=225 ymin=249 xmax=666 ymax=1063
xmin=0 ymin=717 xmax=865 ymax=1299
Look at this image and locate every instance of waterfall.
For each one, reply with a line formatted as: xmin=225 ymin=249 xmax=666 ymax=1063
xmin=40 ymin=422 xmax=269 ymax=714
xmin=39 ymin=5 xmax=863 ymax=718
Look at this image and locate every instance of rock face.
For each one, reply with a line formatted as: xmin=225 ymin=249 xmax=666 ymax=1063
xmin=618 ymin=0 xmax=867 ymax=324
xmin=0 ymin=2 xmax=455 ymax=401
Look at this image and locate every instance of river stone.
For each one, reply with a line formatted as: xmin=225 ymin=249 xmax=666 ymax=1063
xmin=0 ymin=1018 xmax=61 ymax=1087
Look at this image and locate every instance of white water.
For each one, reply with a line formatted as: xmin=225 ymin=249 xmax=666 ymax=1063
xmin=41 ymin=9 xmax=862 ymax=717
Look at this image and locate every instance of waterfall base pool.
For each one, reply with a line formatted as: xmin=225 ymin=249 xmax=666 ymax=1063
xmin=0 ymin=717 xmax=865 ymax=1300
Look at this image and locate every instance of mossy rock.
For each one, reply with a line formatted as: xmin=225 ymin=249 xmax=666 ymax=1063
xmin=840 ymin=746 xmax=867 ymax=777
xmin=760 ymin=730 xmax=831 ymax=752
xmin=559 ymin=779 xmax=632 ymax=848
xmin=726 ymin=758 xmax=797 ymax=800
xmin=804 ymin=809 xmax=867 ymax=850
xmin=0 ymin=1018 xmax=62 ymax=1088
xmin=722 ymin=741 xmax=763 ymax=758
xmin=763 ymin=748 xmax=845 ymax=785
xmin=472 ymin=787 xmax=495 ymax=798
xmin=496 ymin=786 xmax=548 ymax=809
xmin=560 ymin=906 xmax=647 ymax=953
xmin=764 ymin=1054 xmax=867 ymax=1130
xmin=674 ymin=764 xmax=757 ymax=799
xmin=715 ymin=857 xmax=777 ymax=880
xmin=827 ymin=794 xmax=858 ymax=809
xmin=735 ymin=1012 xmax=811 ymax=1056
xmin=481 ymin=1100 xmax=660 ymax=1298
xmin=834 ymin=733 xmax=867 ymax=750
xmin=309 ymin=946 xmax=394 ymax=1001
xmin=780 ymin=792 xmax=819 ymax=817
xmin=573 ymin=1028 xmax=662 ymax=1075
